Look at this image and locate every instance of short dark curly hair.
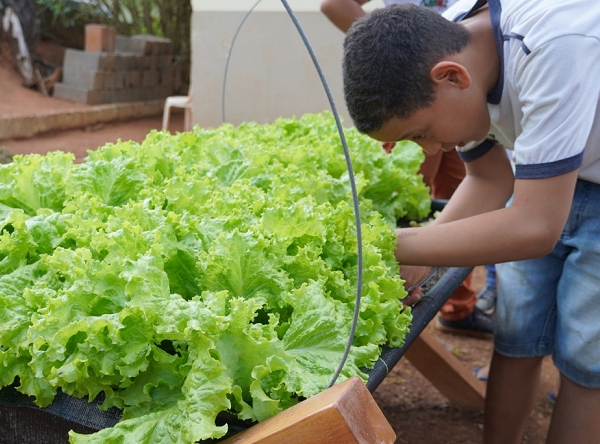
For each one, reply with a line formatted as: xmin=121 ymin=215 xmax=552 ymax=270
xmin=342 ymin=4 xmax=471 ymax=134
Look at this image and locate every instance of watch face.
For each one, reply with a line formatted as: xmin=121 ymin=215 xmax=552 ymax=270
xmin=421 ymin=0 xmax=447 ymax=7
xmin=421 ymin=0 xmax=445 ymax=6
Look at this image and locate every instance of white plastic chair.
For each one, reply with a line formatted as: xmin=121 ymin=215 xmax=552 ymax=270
xmin=162 ymin=88 xmax=193 ymax=132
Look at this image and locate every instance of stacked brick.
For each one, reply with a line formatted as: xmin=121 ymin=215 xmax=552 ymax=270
xmin=54 ymin=29 xmax=181 ymax=105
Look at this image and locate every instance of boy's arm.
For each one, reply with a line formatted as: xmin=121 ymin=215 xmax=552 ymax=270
xmin=433 ymin=144 xmax=514 ymax=224
xmin=320 ymin=0 xmax=370 ymax=33
xmin=395 ymin=145 xmax=579 ymax=267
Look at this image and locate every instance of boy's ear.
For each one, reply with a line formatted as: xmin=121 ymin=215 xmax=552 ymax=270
xmin=430 ymin=61 xmax=471 ymax=88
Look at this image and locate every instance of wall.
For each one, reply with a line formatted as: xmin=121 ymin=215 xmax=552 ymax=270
xmin=191 ymin=0 xmax=381 ymax=128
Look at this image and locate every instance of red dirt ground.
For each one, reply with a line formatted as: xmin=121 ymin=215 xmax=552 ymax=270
xmin=0 ymin=40 xmax=557 ymax=444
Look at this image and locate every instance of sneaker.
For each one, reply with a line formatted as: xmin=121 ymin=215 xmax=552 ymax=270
xmin=436 ymin=307 xmax=494 ymax=339
xmin=472 ymin=365 xmax=489 ymax=381
xmin=475 ymin=285 xmax=497 ymax=316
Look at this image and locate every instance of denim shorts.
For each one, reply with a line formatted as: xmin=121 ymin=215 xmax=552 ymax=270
xmin=495 ymin=179 xmax=600 ymax=388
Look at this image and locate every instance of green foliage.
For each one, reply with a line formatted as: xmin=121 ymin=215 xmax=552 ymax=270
xmin=0 ymin=112 xmax=430 ymax=443
xmin=35 ymin=0 xmax=96 ymax=27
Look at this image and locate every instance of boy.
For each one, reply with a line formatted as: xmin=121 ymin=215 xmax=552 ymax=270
xmin=322 ymin=0 xmax=494 ymax=339
xmin=342 ymin=1 xmax=600 ymax=443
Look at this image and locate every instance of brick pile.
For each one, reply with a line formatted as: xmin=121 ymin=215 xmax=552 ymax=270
xmin=54 ymin=27 xmax=182 ymax=105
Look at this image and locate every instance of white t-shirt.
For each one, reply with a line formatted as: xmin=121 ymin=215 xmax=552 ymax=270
xmin=447 ymin=0 xmax=600 ymax=184
xmin=382 ymin=0 xmax=459 ymax=14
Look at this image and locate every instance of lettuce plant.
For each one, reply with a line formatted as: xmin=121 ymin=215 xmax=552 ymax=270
xmin=0 ymin=112 xmax=430 ymax=443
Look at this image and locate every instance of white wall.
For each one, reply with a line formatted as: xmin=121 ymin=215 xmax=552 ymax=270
xmin=191 ymin=0 xmax=382 ymax=128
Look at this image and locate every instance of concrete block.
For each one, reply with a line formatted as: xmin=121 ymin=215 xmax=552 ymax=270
xmin=103 ymin=72 xmax=116 ymax=90
xmin=118 ymin=53 xmax=133 ymax=71
xmin=111 ymin=89 xmax=133 ymax=102
xmin=131 ymin=34 xmax=173 ymax=55
xmin=159 ymin=68 xmax=172 ymax=89
xmin=53 ymin=83 xmax=109 ymax=105
xmin=128 ymin=54 xmax=144 ymax=70
xmin=63 ymin=49 xmax=114 ymax=72
xmin=63 ymin=49 xmax=100 ymax=71
xmin=99 ymin=53 xmax=115 ymax=71
xmin=126 ymin=71 xmax=143 ymax=89
xmin=62 ymin=68 xmax=105 ymax=90
xmin=115 ymin=35 xmax=134 ymax=53
xmin=129 ymin=37 xmax=148 ymax=55
xmin=112 ymin=53 xmax=132 ymax=72
xmin=136 ymin=86 xmax=169 ymax=101
xmin=134 ymin=55 xmax=144 ymax=70
xmin=160 ymin=55 xmax=173 ymax=68
xmin=135 ymin=88 xmax=151 ymax=101
xmin=142 ymin=71 xmax=160 ymax=88
xmin=142 ymin=56 xmax=156 ymax=70
xmin=174 ymin=66 xmax=183 ymax=93
xmin=160 ymin=68 xmax=179 ymax=94
xmin=114 ymin=72 xmax=127 ymax=90
xmin=53 ymin=83 xmax=87 ymax=103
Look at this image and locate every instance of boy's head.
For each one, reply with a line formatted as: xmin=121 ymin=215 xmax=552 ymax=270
xmin=342 ymin=4 xmax=471 ymax=136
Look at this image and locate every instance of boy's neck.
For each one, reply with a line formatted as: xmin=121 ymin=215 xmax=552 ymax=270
xmin=461 ymin=7 xmax=501 ymax=98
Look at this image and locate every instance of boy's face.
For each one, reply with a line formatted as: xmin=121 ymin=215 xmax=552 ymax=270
xmin=368 ymin=81 xmax=491 ymax=154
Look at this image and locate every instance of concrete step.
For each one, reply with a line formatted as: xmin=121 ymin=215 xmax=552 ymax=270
xmin=0 ymin=100 xmax=164 ymax=141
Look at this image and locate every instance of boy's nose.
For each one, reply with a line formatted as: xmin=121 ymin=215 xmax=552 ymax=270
xmin=441 ymin=142 xmax=457 ymax=152
xmin=419 ymin=141 xmax=441 ymax=155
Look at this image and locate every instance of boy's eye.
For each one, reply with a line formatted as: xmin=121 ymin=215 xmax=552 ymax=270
xmin=412 ymin=133 xmax=426 ymax=141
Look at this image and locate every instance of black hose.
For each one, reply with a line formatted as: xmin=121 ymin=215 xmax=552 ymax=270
xmin=221 ymin=0 xmax=364 ymax=388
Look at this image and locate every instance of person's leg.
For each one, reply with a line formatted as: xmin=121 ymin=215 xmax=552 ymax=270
xmin=491 ymin=252 xmax=562 ymax=441
xmin=546 ymin=375 xmax=600 ymax=444
xmin=545 ymin=180 xmax=600 ymax=443
xmin=490 ymin=179 xmax=600 ymax=442
xmin=483 ymin=352 xmax=543 ymax=444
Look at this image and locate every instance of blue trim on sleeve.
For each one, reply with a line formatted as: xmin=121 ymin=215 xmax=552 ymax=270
xmin=515 ymin=152 xmax=584 ymax=179
xmin=457 ymin=138 xmax=496 ymax=162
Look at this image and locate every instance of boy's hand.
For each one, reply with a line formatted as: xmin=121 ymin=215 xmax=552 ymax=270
xmin=400 ymin=265 xmax=432 ymax=306
xmin=402 ymin=286 xmax=423 ymax=307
